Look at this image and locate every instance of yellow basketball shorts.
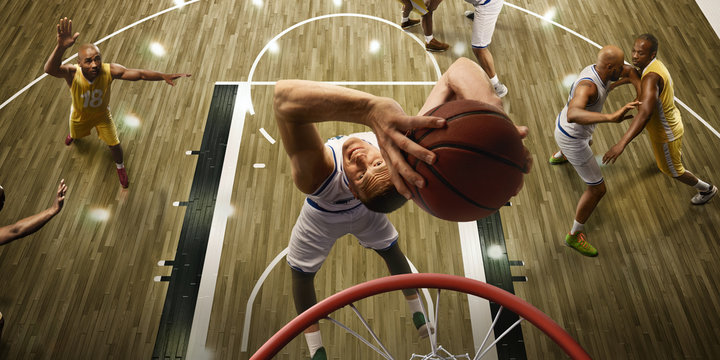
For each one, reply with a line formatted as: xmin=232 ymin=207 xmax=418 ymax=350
xmin=397 ymin=0 xmax=429 ymax=16
xmin=69 ymin=109 xmax=120 ymax=146
xmin=651 ymin=136 xmax=685 ymax=178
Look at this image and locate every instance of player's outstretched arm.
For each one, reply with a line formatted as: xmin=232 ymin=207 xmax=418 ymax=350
xmin=110 ymin=64 xmax=191 ymax=86
xmin=0 ymin=180 xmax=67 ymax=246
xmin=567 ymin=80 xmax=640 ymax=125
xmin=44 ymin=17 xmax=79 ymax=83
xmin=273 ymin=80 xmax=445 ymax=198
xmin=603 ymin=73 xmax=659 ymax=164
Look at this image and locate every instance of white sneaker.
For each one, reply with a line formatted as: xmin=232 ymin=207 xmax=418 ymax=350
xmin=493 ymin=82 xmax=508 ymax=98
xmin=417 ymin=322 xmax=435 ymax=339
xmin=691 ymin=185 xmax=717 ymax=205
xmin=464 ymin=10 xmax=474 ymax=21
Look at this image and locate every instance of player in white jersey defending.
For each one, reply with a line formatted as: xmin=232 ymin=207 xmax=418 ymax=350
xmin=273 ymin=57 xmax=531 ymax=359
xmin=549 ymin=46 xmax=641 ymax=256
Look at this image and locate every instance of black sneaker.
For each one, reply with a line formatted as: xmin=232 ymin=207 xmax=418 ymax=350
xmin=401 ymin=19 xmax=421 ymax=29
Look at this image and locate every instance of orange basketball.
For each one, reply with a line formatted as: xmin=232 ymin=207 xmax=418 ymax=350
xmin=404 ymin=99 xmax=529 ymax=221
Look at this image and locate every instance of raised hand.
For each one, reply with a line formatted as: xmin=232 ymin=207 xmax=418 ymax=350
xmin=610 ymin=100 xmax=641 ymax=123
xmin=52 ymin=179 xmax=68 ymax=214
xmin=162 ymin=73 xmax=192 ymax=86
xmin=602 ymin=143 xmax=625 ymax=164
xmin=367 ymin=97 xmax=445 ymax=199
xmin=57 ymin=17 xmax=80 ymax=49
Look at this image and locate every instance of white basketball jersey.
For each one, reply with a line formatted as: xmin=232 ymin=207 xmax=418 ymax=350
xmin=556 ymin=64 xmax=610 ymax=139
xmin=305 ymin=132 xmax=378 ymax=212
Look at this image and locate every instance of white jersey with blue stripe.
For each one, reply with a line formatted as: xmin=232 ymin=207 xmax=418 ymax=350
xmin=556 ymin=64 xmax=610 ymax=140
xmin=305 ymin=132 xmax=378 ymax=212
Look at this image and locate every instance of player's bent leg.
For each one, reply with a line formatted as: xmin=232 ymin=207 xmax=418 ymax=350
xmin=109 ymin=144 xmax=129 ymax=188
xmin=676 ymin=170 xmax=718 ymax=205
xmin=291 ymin=268 xmax=326 ymax=359
xmin=374 ymin=243 xmax=434 ymax=338
xmin=566 ymin=182 xmax=604 ymax=257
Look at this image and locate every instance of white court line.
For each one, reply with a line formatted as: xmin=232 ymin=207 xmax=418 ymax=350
xmin=240 ymin=248 xmax=290 ymax=352
xmin=237 ymin=247 xmax=434 ymax=353
xmin=245 ymin=13 xmax=443 ymax=116
xmin=185 ymin=82 xmax=251 ymax=358
xmin=258 ymin=127 xmax=276 ymax=144
xmin=0 ymin=0 xmax=200 ymax=112
xmin=459 ymin=221 xmax=498 ymax=360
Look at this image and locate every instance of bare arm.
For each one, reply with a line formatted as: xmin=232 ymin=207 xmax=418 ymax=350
xmin=567 ymin=80 xmax=640 ymax=125
xmin=273 ymin=80 xmax=444 ymax=197
xmin=603 ymin=73 xmax=660 ymax=164
xmin=608 ymin=65 xmax=642 ymax=98
xmin=0 ymin=180 xmax=67 ymax=246
xmin=44 ymin=17 xmax=79 ymax=84
xmin=110 ymin=63 xmax=191 ymax=86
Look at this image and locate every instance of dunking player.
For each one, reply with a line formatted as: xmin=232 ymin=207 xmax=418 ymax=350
xmin=273 ymin=57 xmax=531 ymax=359
xmin=603 ymin=34 xmax=717 ymax=204
xmin=549 ymin=46 xmax=640 ymax=256
xmin=44 ymin=17 xmax=190 ymax=188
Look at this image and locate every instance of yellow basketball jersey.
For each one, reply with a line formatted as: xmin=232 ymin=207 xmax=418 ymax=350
xmin=70 ymin=63 xmax=113 ymax=120
xmin=641 ymin=59 xmax=683 ymax=143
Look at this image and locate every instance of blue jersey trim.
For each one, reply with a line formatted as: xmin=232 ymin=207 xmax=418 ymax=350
xmin=557 ymin=114 xmax=577 ymax=139
xmin=311 ymin=145 xmax=337 ymax=196
xmin=306 ymin=198 xmax=363 ymax=213
xmin=590 ymin=65 xmax=606 ymax=90
xmin=586 ymin=178 xmax=605 ymax=186
xmin=479 ymin=0 xmax=492 ymax=5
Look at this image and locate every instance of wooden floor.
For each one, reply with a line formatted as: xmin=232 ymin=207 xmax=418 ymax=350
xmin=0 ymin=0 xmax=719 ymax=359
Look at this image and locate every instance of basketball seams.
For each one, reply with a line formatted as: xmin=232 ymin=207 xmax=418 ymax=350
xmin=412 ymin=111 xmax=512 ymax=144
xmin=427 ymin=143 xmax=528 ymax=173
xmin=404 ymin=99 xmax=526 ymax=221
xmin=424 ymin=164 xmax=499 ymax=212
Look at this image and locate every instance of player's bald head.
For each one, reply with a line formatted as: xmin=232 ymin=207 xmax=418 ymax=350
xmin=597 ymin=45 xmax=624 ymax=66
xmin=78 ymin=43 xmax=100 ymax=58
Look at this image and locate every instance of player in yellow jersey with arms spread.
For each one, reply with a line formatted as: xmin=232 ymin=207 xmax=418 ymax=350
xmin=603 ymin=34 xmax=716 ymax=205
xmin=44 ymin=17 xmax=190 ymax=188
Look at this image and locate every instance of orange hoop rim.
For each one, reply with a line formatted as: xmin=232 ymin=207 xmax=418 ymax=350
xmin=251 ymin=273 xmax=590 ymax=359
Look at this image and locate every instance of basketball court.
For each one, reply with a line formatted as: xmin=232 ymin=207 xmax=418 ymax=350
xmin=0 ymin=0 xmax=719 ymax=359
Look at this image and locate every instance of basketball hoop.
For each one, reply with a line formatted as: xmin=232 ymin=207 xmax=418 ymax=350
xmin=251 ymin=273 xmax=590 ymax=359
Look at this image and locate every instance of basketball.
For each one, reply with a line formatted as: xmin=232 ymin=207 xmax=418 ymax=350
xmin=404 ymin=99 xmax=529 ymax=222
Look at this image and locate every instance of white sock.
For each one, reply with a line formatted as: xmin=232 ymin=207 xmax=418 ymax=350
xmin=571 ymin=220 xmax=584 ymax=235
xmin=116 ymin=162 xmax=125 ymax=169
xmin=694 ymin=179 xmax=711 ymax=192
xmin=406 ymin=296 xmax=423 ymax=314
xmin=553 ymin=150 xmax=563 ymax=158
xmin=304 ymin=330 xmax=323 ymax=357
xmin=490 ymin=75 xmax=500 ymax=86
xmin=402 ymin=16 xmax=409 ymax=23
xmin=425 ymin=34 xmax=433 ymax=43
